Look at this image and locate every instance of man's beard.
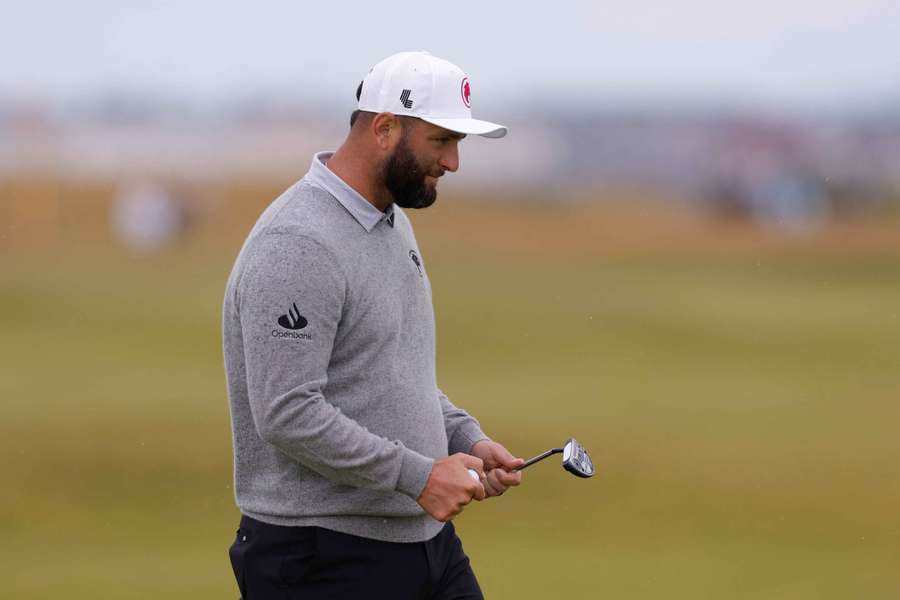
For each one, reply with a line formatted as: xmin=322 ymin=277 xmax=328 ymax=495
xmin=382 ymin=134 xmax=439 ymax=209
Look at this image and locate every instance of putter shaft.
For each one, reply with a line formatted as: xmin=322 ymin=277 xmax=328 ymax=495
xmin=514 ymin=447 xmax=564 ymax=471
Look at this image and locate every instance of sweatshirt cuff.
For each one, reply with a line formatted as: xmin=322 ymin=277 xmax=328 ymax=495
xmin=449 ymin=421 xmax=490 ymax=456
xmin=395 ymin=449 xmax=435 ymax=500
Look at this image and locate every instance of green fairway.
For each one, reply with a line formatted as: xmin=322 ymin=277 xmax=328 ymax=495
xmin=2 ymin=196 xmax=899 ymax=598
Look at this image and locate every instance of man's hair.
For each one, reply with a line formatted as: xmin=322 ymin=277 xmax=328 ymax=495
xmin=349 ymin=80 xmax=363 ymax=127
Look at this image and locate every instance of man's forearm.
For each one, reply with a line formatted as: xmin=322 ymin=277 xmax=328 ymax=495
xmin=250 ymin=380 xmax=434 ymax=499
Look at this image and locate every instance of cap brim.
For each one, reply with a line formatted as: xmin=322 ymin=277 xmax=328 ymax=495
xmin=419 ymin=116 xmax=507 ymax=138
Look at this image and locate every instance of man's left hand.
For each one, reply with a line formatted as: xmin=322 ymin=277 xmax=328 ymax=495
xmin=470 ymin=440 xmax=525 ymax=499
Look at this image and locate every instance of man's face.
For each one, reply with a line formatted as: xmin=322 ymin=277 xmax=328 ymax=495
xmin=382 ymin=119 xmax=465 ymax=209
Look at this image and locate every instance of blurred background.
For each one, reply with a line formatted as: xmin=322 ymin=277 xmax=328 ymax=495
xmin=2 ymin=1 xmax=899 ymax=598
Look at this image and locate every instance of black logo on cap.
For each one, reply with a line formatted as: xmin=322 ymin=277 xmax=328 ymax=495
xmin=400 ymin=89 xmax=413 ymax=109
xmin=277 ymin=303 xmax=308 ymax=330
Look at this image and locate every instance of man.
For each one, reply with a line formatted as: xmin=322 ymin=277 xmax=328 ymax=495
xmin=223 ymin=51 xmax=522 ymax=599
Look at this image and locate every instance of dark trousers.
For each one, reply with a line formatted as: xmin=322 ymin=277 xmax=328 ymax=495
xmin=228 ymin=515 xmax=484 ymax=600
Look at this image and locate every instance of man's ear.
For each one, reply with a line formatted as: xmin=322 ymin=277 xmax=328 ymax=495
xmin=371 ymin=112 xmax=401 ymax=150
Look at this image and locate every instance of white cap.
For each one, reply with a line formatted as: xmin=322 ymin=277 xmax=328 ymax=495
xmin=357 ymin=51 xmax=507 ymax=139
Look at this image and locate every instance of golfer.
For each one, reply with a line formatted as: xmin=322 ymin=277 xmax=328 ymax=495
xmin=222 ymin=51 xmax=523 ymax=599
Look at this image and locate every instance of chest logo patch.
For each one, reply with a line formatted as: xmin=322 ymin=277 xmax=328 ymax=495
xmin=409 ymin=250 xmax=423 ymax=278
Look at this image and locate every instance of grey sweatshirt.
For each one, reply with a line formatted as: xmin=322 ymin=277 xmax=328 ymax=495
xmin=222 ymin=153 xmax=488 ymax=543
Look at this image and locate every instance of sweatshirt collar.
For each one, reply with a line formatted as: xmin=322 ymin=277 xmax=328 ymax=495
xmin=304 ymin=151 xmax=394 ymax=232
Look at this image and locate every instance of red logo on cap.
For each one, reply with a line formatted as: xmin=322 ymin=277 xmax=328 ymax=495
xmin=461 ymin=78 xmax=471 ymax=108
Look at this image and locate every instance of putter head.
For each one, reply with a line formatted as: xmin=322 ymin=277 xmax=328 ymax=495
xmin=562 ymin=438 xmax=595 ymax=478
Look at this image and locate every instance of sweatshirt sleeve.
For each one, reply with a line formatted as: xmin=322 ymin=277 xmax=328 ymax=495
xmin=237 ymin=232 xmax=433 ymax=500
xmin=438 ymin=387 xmax=489 ymax=455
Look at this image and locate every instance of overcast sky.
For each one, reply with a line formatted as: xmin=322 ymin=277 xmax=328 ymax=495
xmin=2 ymin=0 xmax=899 ymax=113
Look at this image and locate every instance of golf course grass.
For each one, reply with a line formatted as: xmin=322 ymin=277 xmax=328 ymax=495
xmin=2 ymin=182 xmax=899 ymax=598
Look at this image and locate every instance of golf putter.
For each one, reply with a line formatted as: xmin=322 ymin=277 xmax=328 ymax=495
xmin=466 ymin=438 xmax=595 ymax=482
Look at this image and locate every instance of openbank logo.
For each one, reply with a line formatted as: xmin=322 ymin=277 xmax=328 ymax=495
xmin=272 ymin=302 xmax=312 ymax=341
xmin=278 ymin=303 xmax=307 ymax=330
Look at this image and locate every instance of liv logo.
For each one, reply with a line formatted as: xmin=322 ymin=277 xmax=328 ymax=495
xmin=277 ymin=303 xmax=308 ymax=330
xmin=400 ymin=89 xmax=413 ymax=109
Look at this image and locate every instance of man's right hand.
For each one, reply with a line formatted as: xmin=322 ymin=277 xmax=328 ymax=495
xmin=417 ymin=453 xmax=486 ymax=522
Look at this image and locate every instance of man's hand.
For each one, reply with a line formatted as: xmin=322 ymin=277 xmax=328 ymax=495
xmin=471 ymin=440 xmax=525 ymax=498
xmin=417 ymin=453 xmax=486 ymax=522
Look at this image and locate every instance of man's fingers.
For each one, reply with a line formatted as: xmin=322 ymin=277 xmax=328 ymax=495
xmin=482 ymin=474 xmax=503 ymax=497
xmin=492 ymin=444 xmax=525 ymax=471
xmin=470 ymin=480 xmax=487 ymax=501
xmin=486 ymin=469 xmax=509 ymax=496
xmin=493 ymin=468 xmax=522 ymax=487
xmin=444 ymin=506 xmax=463 ymax=522
xmin=504 ymin=456 xmax=526 ymax=471
xmin=458 ymin=453 xmax=486 ymax=480
xmin=486 ymin=468 xmax=522 ymax=495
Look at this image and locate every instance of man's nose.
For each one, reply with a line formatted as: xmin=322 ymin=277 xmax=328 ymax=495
xmin=439 ymin=144 xmax=460 ymax=173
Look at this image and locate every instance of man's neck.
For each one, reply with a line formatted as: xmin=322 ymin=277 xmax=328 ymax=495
xmin=325 ymin=146 xmax=393 ymax=212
